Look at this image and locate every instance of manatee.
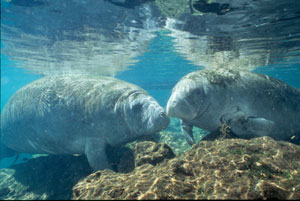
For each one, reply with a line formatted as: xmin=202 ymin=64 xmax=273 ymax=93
xmin=166 ymin=68 xmax=300 ymax=145
xmin=1 ymin=75 xmax=170 ymax=170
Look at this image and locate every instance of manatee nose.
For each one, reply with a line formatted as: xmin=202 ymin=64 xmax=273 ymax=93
xmin=166 ymin=101 xmax=176 ymax=116
xmin=158 ymin=111 xmax=170 ymax=128
xmin=170 ymin=100 xmax=177 ymax=105
xmin=159 ymin=111 xmax=168 ymax=120
xmin=159 ymin=111 xmax=165 ymax=117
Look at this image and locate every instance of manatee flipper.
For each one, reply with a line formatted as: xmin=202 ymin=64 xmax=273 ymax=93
xmin=244 ymin=117 xmax=275 ymax=136
xmin=181 ymin=120 xmax=195 ymax=146
xmin=221 ymin=108 xmax=275 ymax=137
xmin=220 ymin=106 xmax=244 ymax=124
xmin=85 ymin=138 xmax=111 ymax=171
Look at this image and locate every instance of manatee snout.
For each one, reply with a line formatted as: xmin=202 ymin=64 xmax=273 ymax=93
xmin=147 ymin=106 xmax=170 ymax=133
xmin=127 ymin=95 xmax=170 ymax=135
xmin=156 ymin=110 xmax=170 ymax=130
xmin=166 ymin=96 xmax=198 ymax=121
xmin=166 ymin=100 xmax=175 ymax=117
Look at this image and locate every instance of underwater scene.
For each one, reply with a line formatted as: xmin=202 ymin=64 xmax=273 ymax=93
xmin=1 ymin=0 xmax=300 ymax=200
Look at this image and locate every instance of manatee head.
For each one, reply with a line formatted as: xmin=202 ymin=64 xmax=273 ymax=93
xmin=166 ymin=74 xmax=210 ymax=121
xmin=124 ymin=92 xmax=170 ymax=136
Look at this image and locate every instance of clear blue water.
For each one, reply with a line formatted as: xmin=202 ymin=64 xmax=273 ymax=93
xmin=1 ymin=0 xmax=300 ymax=199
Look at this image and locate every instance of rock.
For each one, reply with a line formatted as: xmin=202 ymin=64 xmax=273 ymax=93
xmin=72 ymin=137 xmax=300 ymax=200
xmin=134 ymin=141 xmax=175 ymax=166
xmin=0 ymin=140 xmax=175 ymax=200
xmin=107 ymin=140 xmax=176 ymax=173
xmin=0 ymin=155 xmax=92 ymax=200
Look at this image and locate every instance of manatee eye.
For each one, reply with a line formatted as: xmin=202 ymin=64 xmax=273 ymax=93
xmin=131 ymin=103 xmax=143 ymax=113
xmin=192 ymin=89 xmax=203 ymax=96
xmin=186 ymin=88 xmax=204 ymax=105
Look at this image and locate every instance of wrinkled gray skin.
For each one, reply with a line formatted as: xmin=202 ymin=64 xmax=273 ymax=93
xmin=1 ymin=75 xmax=170 ymax=170
xmin=166 ymin=68 xmax=300 ymax=146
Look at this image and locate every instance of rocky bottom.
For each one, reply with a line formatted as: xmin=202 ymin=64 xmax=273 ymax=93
xmin=0 ymin=135 xmax=300 ymax=200
xmin=73 ymin=136 xmax=300 ymax=200
xmin=0 ymin=155 xmax=92 ymax=200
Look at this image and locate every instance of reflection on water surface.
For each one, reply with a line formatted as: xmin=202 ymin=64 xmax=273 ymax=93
xmin=1 ymin=0 xmax=300 ymax=77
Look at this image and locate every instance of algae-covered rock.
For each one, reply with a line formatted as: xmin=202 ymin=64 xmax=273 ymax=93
xmin=0 ymin=141 xmax=174 ymax=200
xmin=106 ymin=140 xmax=175 ymax=173
xmin=134 ymin=141 xmax=175 ymax=166
xmin=72 ymin=137 xmax=300 ymax=200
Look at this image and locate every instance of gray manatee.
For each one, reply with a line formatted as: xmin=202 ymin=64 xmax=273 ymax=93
xmin=166 ymin=68 xmax=300 ymax=145
xmin=1 ymin=75 xmax=170 ymax=170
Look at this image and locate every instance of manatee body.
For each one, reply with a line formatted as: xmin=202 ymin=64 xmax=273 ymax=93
xmin=1 ymin=75 xmax=170 ymax=170
xmin=166 ymin=68 xmax=300 ymax=145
